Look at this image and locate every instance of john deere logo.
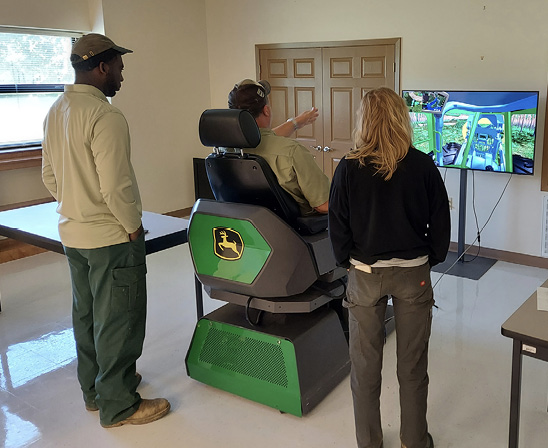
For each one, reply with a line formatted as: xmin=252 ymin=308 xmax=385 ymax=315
xmin=213 ymin=227 xmax=244 ymax=260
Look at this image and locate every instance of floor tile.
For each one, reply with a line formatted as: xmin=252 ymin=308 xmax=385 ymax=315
xmin=1 ymin=248 xmax=548 ymax=447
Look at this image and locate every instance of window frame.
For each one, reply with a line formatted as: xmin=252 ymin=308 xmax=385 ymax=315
xmin=0 ymin=27 xmax=82 ymax=171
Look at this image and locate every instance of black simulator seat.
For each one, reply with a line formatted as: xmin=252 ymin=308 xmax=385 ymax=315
xmin=205 ymin=150 xmax=328 ymax=236
xmin=185 ymin=109 xmax=350 ymax=417
xmin=199 ymin=107 xmax=328 ymax=235
xmin=191 ymin=108 xmax=346 ymax=308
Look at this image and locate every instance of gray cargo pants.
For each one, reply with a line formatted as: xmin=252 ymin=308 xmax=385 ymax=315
xmin=345 ymin=262 xmax=433 ymax=448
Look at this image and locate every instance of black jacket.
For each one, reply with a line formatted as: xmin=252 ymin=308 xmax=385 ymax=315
xmin=328 ymin=148 xmax=451 ymax=268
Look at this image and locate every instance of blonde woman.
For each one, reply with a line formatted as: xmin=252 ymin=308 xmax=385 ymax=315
xmin=328 ymin=87 xmax=450 ymax=448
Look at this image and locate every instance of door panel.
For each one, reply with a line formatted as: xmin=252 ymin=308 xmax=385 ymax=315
xmin=259 ymin=48 xmax=324 ymax=169
xmin=269 ymin=86 xmax=289 ymax=126
xmin=259 ymin=42 xmax=398 ymax=177
xmin=322 ymin=45 xmax=395 ymax=178
xmin=294 ymin=87 xmax=316 ymax=141
xmin=327 ymin=87 xmax=354 ymax=178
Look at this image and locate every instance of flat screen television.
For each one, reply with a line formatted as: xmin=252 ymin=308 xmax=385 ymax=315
xmin=401 ymin=90 xmax=539 ymax=175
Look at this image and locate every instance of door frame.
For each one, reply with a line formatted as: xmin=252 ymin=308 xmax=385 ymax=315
xmin=255 ymin=38 xmax=401 ymax=93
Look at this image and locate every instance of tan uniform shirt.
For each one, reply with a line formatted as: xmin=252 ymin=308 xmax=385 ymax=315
xmin=42 ymin=84 xmax=142 ymax=249
xmin=246 ymin=128 xmax=330 ymax=215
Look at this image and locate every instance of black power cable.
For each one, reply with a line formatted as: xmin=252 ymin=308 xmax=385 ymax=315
xmin=245 ymin=297 xmax=264 ymax=327
xmin=433 ymin=172 xmax=512 ymax=289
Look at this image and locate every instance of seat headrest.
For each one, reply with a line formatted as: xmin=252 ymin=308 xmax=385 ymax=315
xmin=199 ymin=109 xmax=261 ymax=149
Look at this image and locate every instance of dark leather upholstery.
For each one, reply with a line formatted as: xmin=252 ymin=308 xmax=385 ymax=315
xmin=206 ymin=152 xmax=301 ymax=226
xmin=199 ymin=109 xmax=260 ymax=148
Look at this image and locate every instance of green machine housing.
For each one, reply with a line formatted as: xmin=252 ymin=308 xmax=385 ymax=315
xmin=186 ymin=199 xmax=350 ymax=416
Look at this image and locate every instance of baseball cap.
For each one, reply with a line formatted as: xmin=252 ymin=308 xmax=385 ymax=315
xmin=70 ymin=33 xmax=133 ymax=65
xmin=228 ymin=79 xmax=271 ymax=116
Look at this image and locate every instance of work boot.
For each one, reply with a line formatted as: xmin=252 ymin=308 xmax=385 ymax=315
xmin=101 ymin=398 xmax=171 ymax=428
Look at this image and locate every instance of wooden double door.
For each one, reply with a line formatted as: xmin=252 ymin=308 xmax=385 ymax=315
xmin=258 ymin=39 xmax=400 ymax=178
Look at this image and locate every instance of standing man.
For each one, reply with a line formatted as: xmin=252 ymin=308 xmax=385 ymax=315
xmin=42 ymin=33 xmax=170 ymax=428
xmin=228 ymin=79 xmax=329 ymax=216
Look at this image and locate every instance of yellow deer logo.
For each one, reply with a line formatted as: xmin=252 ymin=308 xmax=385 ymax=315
xmin=213 ymin=227 xmax=244 ymax=260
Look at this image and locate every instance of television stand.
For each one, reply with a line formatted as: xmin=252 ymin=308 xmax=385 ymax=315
xmin=433 ymin=250 xmax=496 ymax=280
xmin=432 ymin=169 xmax=496 ymax=280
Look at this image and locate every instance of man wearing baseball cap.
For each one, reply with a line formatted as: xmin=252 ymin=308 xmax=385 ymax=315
xmin=228 ymin=79 xmax=329 ymax=215
xmin=42 ymin=33 xmax=170 ymax=428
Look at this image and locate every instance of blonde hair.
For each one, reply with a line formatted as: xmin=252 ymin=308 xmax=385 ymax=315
xmin=347 ymin=87 xmax=413 ymax=180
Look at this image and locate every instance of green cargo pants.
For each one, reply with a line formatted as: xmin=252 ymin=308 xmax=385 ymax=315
xmin=64 ymin=233 xmax=147 ymax=426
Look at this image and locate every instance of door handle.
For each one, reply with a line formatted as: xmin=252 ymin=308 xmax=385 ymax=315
xmin=310 ymin=145 xmax=323 ymax=152
xmin=323 ymin=146 xmax=333 ymax=152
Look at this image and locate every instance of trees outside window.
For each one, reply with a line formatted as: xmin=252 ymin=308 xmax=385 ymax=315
xmin=0 ymin=31 xmax=78 ymax=149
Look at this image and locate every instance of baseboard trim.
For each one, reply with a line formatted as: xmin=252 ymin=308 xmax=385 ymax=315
xmin=448 ymin=243 xmax=548 ymax=269
xmin=0 ymin=197 xmax=55 ymax=212
xmin=165 ymin=207 xmax=192 ymax=219
xmin=0 ymin=239 xmax=48 ymax=263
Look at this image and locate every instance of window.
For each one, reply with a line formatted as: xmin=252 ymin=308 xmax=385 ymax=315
xmin=0 ymin=30 xmax=79 ymax=154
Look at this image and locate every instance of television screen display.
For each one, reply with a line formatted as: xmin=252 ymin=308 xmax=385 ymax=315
xmin=402 ymin=90 xmax=539 ymax=174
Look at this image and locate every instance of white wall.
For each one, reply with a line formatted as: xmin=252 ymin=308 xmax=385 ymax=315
xmin=204 ymin=0 xmax=548 ymax=257
xmin=101 ymin=0 xmax=210 ymax=213
xmin=0 ymin=0 xmax=210 ymax=213
xmin=0 ymin=0 xmax=92 ymax=31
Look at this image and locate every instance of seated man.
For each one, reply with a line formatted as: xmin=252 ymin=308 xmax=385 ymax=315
xmin=228 ymin=79 xmax=329 ymax=215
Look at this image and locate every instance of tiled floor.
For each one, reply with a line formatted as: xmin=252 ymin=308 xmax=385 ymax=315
xmin=1 ymin=245 xmax=548 ymax=447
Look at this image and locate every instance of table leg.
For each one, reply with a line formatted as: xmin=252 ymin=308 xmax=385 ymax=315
xmin=195 ymin=275 xmax=203 ymax=321
xmin=509 ymin=339 xmax=522 ymax=448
